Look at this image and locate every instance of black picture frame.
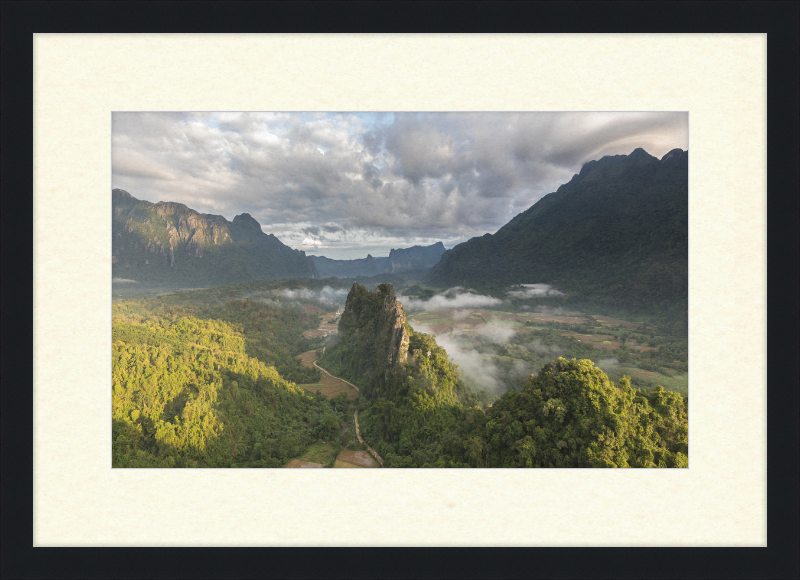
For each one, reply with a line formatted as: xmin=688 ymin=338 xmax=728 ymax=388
xmin=2 ymin=2 xmax=798 ymax=578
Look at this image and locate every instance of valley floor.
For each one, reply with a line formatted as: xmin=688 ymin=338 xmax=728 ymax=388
xmin=406 ymin=307 xmax=688 ymax=398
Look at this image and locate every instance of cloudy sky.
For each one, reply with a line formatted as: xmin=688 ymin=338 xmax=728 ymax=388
xmin=112 ymin=111 xmax=687 ymax=259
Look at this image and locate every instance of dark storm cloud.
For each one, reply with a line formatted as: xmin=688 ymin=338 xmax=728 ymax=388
xmin=112 ymin=112 xmax=687 ymax=258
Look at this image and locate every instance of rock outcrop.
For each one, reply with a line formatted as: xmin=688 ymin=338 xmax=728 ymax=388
xmin=338 ymin=282 xmax=410 ymax=370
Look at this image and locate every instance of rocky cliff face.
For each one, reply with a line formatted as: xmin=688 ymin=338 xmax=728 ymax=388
xmin=338 ymin=282 xmax=410 ymax=369
xmin=112 ymin=189 xmax=317 ymax=286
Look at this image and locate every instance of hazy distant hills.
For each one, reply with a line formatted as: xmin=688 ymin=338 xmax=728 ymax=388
xmin=112 ymin=189 xmax=318 ymax=286
xmin=311 ymin=241 xmax=446 ymax=278
xmin=310 ymin=254 xmax=385 ymax=278
xmin=428 ymin=148 xmax=688 ymax=315
xmin=386 ymin=241 xmax=447 ymax=271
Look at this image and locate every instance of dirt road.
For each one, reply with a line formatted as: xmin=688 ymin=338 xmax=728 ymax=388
xmin=353 ymin=409 xmax=383 ymax=466
xmin=312 ymin=362 xmax=384 ymax=466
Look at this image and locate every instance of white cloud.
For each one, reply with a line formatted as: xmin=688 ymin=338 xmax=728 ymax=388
xmin=398 ymin=287 xmax=503 ymax=311
xmin=473 ymin=324 xmax=516 ymax=343
xmin=112 ymin=112 xmax=688 ymax=259
xmin=507 ymin=283 xmax=565 ymax=298
xmin=271 ymin=285 xmax=349 ymax=306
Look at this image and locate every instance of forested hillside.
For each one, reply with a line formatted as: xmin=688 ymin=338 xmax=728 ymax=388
xmin=428 ymin=149 xmax=688 ymax=322
xmin=318 ymin=283 xmax=688 ymax=467
xmin=457 ymin=358 xmax=688 ymax=468
xmin=112 ymin=189 xmax=317 ymax=286
xmin=112 ymin=287 xmax=341 ymax=467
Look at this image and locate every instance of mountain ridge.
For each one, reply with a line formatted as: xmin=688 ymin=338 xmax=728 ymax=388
xmin=428 ymin=148 xmax=688 ymax=319
xmin=112 ymin=189 xmax=318 ymax=286
xmin=311 ymin=241 xmax=446 ymax=278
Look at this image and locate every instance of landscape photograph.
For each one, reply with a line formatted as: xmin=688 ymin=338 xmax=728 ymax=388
xmin=112 ymin=111 xmax=689 ymax=469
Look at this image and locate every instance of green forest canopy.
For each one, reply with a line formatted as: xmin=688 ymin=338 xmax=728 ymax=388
xmin=112 ymin=280 xmax=688 ymax=468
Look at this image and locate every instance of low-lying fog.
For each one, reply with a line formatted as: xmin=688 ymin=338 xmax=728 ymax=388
xmin=244 ymin=285 xmax=350 ymax=310
xmin=401 ymin=285 xmax=569 ymax=397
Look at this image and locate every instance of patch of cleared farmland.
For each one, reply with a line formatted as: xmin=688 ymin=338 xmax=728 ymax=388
xmin=333 ymin=459 xmax=364 ymax=468
xmin=302 ymin=310 xmax=340 ymax=339
xmin=336 ymin=449 xmax=379 ymax=468
xmin=296 ymin=350 xmax=359 ymax=400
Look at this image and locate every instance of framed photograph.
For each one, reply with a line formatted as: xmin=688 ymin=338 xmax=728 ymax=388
xmin=3 ymin=2 xmax=797 ymax=578
xmin=110 ymin=110 xmax=690 ymax=472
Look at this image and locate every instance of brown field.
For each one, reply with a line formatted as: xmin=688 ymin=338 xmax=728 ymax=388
xmin=336 ymin=449 xmax=379 ymax=468
xmin=513 ymin=328 xmax=535 ymax=334
xmin=304 ymin=304 xmax=326 ymax=315
xmin=295 ymin=350 xmax=359 ymax=400
xmin=284 ymin=459 xmax=324 ymax=468
xmin=302 ymin=310 xmax=340 ymax=339
xmin=296 ymin=350 xmax=321 ymax=367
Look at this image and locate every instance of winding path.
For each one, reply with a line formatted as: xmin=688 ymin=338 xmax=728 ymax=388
xmin=313 ymin=360 xmax=384 ymax=467
xmin=353 ymin=409 xmax=384 ymax=466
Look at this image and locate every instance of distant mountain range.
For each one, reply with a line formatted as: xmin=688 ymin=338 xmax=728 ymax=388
xmin=114 ymin=146 xmax=687 ymax=316
xmin=112 ymin=189 xmax=317 ymax=286
xmin=310 ymin=242 xmax=446 ymax=278
xmin=428 ymin=148 xmax=688 ymax=315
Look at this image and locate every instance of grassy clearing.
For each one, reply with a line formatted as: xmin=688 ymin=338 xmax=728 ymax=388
xmin=293 ymin=441 xmax=339 ymax=465
xmin=601 ymin=365 xmax=688 ymax=399
xmin=333 ymin=459 xmax=364 ymax=468
xmin=651 ymin=373 xmax=688 ymax=398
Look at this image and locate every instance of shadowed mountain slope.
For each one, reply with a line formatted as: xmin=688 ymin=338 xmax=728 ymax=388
xmin=428 ymin=148 xmax=688 ymax=317
xmin=112 ymin=189 xmax=317 ymax=286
